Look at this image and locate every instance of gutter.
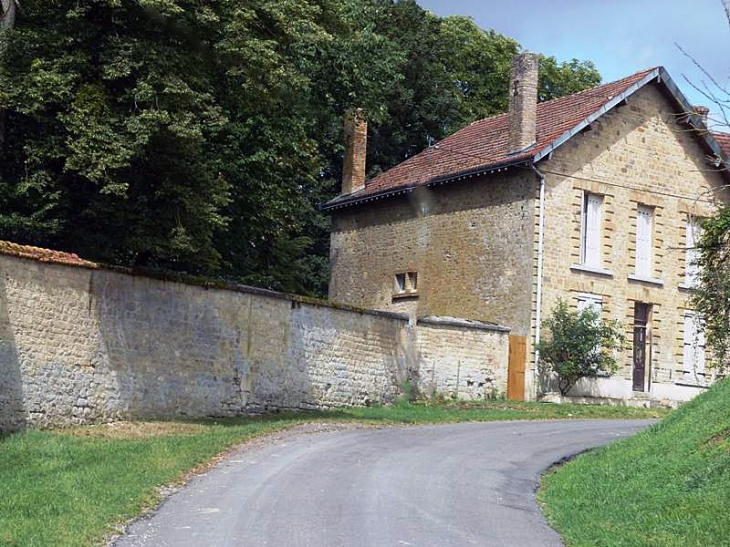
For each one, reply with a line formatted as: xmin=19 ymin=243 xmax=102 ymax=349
xmin=531 ymin=162 xmax=547 ymax=397
xmin=320 ymin=158 xmax=530 ymax=212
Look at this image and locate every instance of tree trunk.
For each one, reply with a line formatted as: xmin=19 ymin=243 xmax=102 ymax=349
xmin=0 ymin=0 xmax=16 ymax=148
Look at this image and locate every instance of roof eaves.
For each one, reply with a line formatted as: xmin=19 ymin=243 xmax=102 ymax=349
xmin=533 ymin=67 xmax=730 ymax=174
xmin=321 ymin=158 xmax=531 ymax=212
xmin=533 ymin=68 xmax=661 ymax=163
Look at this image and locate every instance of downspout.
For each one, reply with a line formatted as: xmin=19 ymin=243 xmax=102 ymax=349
xmin=531 ymin=162 xmax=546 ymax=397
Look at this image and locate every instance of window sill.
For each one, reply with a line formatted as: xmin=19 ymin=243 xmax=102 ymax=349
xmin=674 ymin=380 xmax=710 ymax=389
xmin=627 ymin=274 xmax=664 ymax=287
xmin=678 ymin=282 xmax=699 ymax=291
xmin=570 ymin=264 xmax=614 ymax=277
xmin=392 ymin=292 xmax=419 ymax=301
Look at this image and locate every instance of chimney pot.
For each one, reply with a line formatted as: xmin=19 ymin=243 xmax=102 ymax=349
xmin=692 ymin=105 xmax=709 ymax=126
xmin=508 ymin=53 xmax=540 ymax=153
xmin=342 ymin=108 xmax=367 ymax=195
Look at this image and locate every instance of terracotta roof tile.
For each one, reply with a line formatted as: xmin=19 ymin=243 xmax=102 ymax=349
xmin=0 ymin=240 xmax=97 ymax=268
xmin=326 ymin=67 xmax=659 ymax=208
xmin=713 ymin=131 xmax=730 ymax=157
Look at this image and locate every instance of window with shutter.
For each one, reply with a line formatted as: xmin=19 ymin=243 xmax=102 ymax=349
xmin=581 ymin=193 xmax=603 ymax=267
xmin=685 ymin=220 xmax=702 ymax=287
xmin=683 ymin=312 xmax=706 ymax=382
xmin=577 ymin=293 xmax=603 ymax=314
xmin=635 ymin=206 xmax=653 ymax=277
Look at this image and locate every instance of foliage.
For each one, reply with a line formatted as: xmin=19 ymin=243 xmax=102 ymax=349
xmin=540 ymin=377 xmax=730 ymax=547
xmin=538 ymin=299 xmax=624 ymax=396
xmin=687 ymin=0 xmax=730 ymax=372
xmin=0 ymin=0 xmax=601 ymax=295
xmin=693 ymin=208 xmax=730 ymax=371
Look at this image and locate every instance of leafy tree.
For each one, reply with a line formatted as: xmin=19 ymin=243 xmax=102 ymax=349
xmin=694 ymin=209 xmax=730 ymax=371
xmin=538 ymin=299 xmax=624 ymax=396
xmin=686 ymin=0 xmax=730 ymax=372
xmin=0 ymin=0 xmax=601 ymax=296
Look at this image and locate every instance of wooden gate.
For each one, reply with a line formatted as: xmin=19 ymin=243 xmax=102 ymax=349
xmin=507 ymin=335 xmax=526 ymax=401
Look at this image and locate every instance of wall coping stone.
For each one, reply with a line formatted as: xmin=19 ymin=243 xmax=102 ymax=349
xmin=417 ymin=316 xmax=511 ymax=333
xmin=0 ymin=240 xmax=410 ymax=323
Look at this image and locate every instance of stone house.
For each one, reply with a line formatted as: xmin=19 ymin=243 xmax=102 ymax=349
xmin=324 ymin=54 xmax=730 ymax=404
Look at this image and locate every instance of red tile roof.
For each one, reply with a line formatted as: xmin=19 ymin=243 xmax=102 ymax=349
xmin=713 ymin=131 xmax=730 ymax=157
xmin=325 ymin=67 xmax=665 ymax=209
xmin=0 ymin=240 xmax=97 ymax=268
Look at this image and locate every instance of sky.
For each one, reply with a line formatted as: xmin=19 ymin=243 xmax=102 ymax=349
xmin=418 ymin=0 xmax=729 ymax=127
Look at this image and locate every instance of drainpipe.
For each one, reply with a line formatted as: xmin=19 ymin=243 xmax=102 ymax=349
xmin=531 ymin=162 xmax=546 ymax=397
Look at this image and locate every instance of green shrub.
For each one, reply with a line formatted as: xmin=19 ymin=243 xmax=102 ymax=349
xmin=538 ymin=299 xmax=624 ymax=395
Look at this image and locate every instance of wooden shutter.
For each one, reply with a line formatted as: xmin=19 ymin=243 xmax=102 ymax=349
xmin=685 ymin=221 xmax=701 ymax=286
xmin=635 ymin=206 xmax=653 ymax=277
xmin=682 ymin=313 xmax=695 ymax=378
xmin=683 ymin=313 xmax=706 ymax=379
xmin=583 ymin=194 xmax=602 ymax=267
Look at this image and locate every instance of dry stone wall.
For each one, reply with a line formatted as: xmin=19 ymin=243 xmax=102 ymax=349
xmin=0 ymin=252 xmax=509 ymax=431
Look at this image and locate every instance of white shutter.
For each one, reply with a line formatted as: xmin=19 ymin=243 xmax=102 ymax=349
xmin=696 ymin=321 xmax=706 ymax=375
xmin=682 ymin=313 xmax=695 ymax=378
xmin=685 ymin=221 xmax=701 ymax=287
xmin=683 ymin=312 xmax=706 ymax=380
xmin=583 ymin=194 xmax=602 ymax=267
xmin=635 ymin=206 xmax=653 ymax=277
xmin=577 ymin=294 xmax=602 ymax=314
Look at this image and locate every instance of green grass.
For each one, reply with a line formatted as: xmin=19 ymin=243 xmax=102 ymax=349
xmin=0 ymin=400 xmax=666 ymax=547
xmin=540 ymin=378 xmax=730 ymax=547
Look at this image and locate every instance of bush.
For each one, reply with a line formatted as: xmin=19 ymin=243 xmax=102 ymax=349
xmin=538 ymin=299 xmax=624 ymax=395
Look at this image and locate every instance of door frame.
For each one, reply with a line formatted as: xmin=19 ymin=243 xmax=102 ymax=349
xmin=632 ymin=302 xmax=652 ymax=392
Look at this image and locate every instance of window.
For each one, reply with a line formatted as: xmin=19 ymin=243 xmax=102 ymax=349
xmin=635 ymin=205 xmax=653 ymax=278
xmin=577 ymin=293 xmax=603 ymax=315
xmin=683 ymin=312 xmax=706 ymax=382
xmin=393 ymin=272 xmax=418 ymax=297
xmin=581 ymin=193 xmax=603 ymax=267
xmin=685 ymin=219 xmax=702 ymax=288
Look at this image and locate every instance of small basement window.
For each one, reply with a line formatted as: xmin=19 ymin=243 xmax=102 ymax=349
xmin=393 ymin=272 xmax=418 ymax=298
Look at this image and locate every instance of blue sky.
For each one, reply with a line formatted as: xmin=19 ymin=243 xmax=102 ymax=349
xmin=418 ymin=0 xmax=728 ymax=127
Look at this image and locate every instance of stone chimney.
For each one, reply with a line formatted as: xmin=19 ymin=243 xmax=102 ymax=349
xmin=693 ymin=105 xmax=709 ymax=126
xmin=507 ymin=53 xmax=540 ymax=153
xmin=342 ymin=108 xmax=367 ymax=195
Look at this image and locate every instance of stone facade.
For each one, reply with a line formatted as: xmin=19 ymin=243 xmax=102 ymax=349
xmin=0 ymin=252 xmax=509 ymax=431
xmin=329 ymin=170 xmax=536 ymax=335
xmin=329 ymin=80 xmax=729 ymax=405
xmin=534 ymin=84 xmax=727 ymax=403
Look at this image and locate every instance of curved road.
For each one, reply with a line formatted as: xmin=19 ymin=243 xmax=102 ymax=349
xmin=116 ymin=420 xmax=652 ymax=547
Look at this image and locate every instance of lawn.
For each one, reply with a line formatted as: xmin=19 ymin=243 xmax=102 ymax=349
xmin=1 ymin=399 xmax=667 ymax=547
xmin=539 ymin=378 xmax=730 ymax=547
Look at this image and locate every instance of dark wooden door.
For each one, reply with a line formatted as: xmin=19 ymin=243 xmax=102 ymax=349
xmin=632 ymin=303 xmax=650 ymax=392
xmin=507 ymin=335 xmax=526 ymax=401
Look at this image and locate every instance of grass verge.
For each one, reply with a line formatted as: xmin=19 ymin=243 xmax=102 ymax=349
xmin=539 ymin=378 xmax=730 ymax=547
xmin=1 ymin=400 xmax=667 ymax=547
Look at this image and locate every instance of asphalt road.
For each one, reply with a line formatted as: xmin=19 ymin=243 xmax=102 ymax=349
xmin=115 ymin=419 xmax=653 ymax=547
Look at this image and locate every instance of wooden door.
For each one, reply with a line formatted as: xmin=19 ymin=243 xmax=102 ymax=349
xmin=507 ymin=335 xmax=526 ymax=401
xmin=632 ymin=303 xmax=650 ymax=392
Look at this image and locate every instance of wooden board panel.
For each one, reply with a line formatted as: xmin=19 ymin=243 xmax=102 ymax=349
xmin=507 ymin=335 xmax=527 ymax=401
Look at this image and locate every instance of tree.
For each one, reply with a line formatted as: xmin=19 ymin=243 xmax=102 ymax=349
xmin=686 ymin=0 xmax=730 ymax=372
xmin=537 ymin=299 xmax=624 ymax=396
xmin=0 ymin=0 xmax=602 ymax=296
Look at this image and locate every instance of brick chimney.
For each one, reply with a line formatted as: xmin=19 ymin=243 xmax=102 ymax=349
xmin=507 ymin=53 xmax=540 ymax=153
xmin=342 ymin=108 xmax=367 ymax=195
xmin=693 ymin=105 xmax=709 ymax=126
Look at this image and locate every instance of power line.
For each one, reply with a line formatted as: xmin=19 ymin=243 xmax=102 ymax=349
xmin=430 ymin=142 xmax=723 ymax=205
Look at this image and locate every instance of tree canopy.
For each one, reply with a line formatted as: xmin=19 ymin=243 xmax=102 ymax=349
xmin=0 ymin=0 xmax=600 ymax=295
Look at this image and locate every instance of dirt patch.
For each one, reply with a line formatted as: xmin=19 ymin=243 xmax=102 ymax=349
xmin=64 ymin=421 xmax=207 ymax=439
xmin=706 ymin=427 xmax=730 ymax=448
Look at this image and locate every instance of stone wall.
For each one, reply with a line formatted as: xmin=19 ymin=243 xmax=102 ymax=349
xmin=416 ymin=317 xmax=510 ymax=400
xmin=0 ymin=251 xmax=509 ymax=431
xmin=329 ymin=170 xmax=537 ymax=335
